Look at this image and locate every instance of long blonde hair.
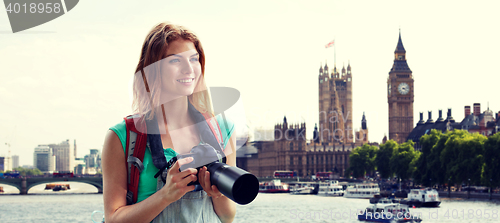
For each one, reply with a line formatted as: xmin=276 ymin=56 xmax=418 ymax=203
xmin=132 ymin=22 xmax=213 ymax=120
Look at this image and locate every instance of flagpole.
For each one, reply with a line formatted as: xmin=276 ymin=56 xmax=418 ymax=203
xmin=334 ymin=38 xmax=336 ymax=69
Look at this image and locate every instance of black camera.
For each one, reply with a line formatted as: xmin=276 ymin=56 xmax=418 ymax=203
xmin=177 ymin=143 xmax=259 ymax=205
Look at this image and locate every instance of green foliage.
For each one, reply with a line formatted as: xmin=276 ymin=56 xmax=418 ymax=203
xmin=382 ymin=129 xmax=494 ymax=187
xmin=413 ymin=129 xmax=442 ymax=186
xmin=440 ymin=130 xmax=486 ymax=186
xmin=390 ymin=140 xmax=418 ymax=181
xmin=482 ymin=132 xmax=500 ymax=187
xmin=12 ymin=167 xmax=43 ymax=176
xmin=348 ymin=144 xmax=378 ymax=178
xmin=376 ymin=140 xmax=397 ymax=179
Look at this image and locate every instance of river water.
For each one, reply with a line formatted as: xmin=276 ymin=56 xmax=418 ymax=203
xmin=1 ymin=183 xmax=500 ymax=222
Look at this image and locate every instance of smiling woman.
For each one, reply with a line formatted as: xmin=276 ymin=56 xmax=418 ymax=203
xmin=102 ymin=22 xmax=237 ymax=223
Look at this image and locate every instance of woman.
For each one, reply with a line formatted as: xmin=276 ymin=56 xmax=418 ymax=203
xmin=102 ymin=22 xmax=237 ymax=223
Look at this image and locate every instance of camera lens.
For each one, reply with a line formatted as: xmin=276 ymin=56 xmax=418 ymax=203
xmin=208 ymin=162 xmax=259 ymax=205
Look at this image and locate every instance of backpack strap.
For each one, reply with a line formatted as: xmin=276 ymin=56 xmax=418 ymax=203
xmin=123 ymin=107 xmax=226 ymax=204
xmin=202 ymin=113 xmax=225 ymax=150
xmin=124 ymin=115 xmax=148 ymax=205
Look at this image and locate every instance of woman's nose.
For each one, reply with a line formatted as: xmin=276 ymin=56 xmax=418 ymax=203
xmin=181 ymin=60 xmax=194 ymax=74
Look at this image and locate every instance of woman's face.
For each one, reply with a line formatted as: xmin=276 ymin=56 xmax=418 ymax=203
xmin=159 ymin=39 xmax=201 ymax=102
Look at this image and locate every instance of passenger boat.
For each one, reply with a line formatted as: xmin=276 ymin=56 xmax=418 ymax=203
xmin=52 ymin=185 xmax=68 ymax=191
xmin=290 ymin=182 xmax=315 ymax=195
xmin=259 ymin=179 xmax=289 ymax=193
xmin=358 ymin=198 xmax=422 ymax=222
xmin=46 ymin=183 xmax=71 ymax=191
xmin=344 ymin=183 xmax=380 ymax=199
xmin=399 ymin=188 xmax=440 ymax=207
xmin=317 ymin=180 xmax=344 ymax=196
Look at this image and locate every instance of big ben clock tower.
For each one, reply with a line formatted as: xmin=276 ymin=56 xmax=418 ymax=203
xmin=388 ymin=31 xmax=414 ymax=144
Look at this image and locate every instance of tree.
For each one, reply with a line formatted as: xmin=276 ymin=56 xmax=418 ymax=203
xmin=376 ymin=140 xmax=397 ymax=179
xmin=390 ymin=140 xmax=418 ymax=181
xmin=13 ymin=167 xmax=43 ymax=176
xmin=348 ymin=144 xmax=377 ymax=178
xmin=482 ymin=132 xmax=500 ymax=188
xmin=413 ymin=129 xmax=441 ymax=186
xmin=440 ymin=130 xmax=486 ymax=186
xmin=456 ymin=133 xmax=486 ymax=185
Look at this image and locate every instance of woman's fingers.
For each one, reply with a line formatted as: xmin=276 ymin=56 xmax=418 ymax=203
xmin=176 ymin=157 xmax=194 ymax=170
xmin=199 ymin=166 xmax=223 ymax=198
xmin=178 ymin=174 xmax=197 ymax=191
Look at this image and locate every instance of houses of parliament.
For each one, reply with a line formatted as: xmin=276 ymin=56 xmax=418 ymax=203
xmin=239 ymin=33 xmax=414 ymax=177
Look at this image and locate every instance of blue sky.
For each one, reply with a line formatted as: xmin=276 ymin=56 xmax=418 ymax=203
xmin=1 ymin=0 xmax=499 ymax=165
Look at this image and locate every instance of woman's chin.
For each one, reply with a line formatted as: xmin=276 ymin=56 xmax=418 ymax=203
xmin=159 ymin=92 xmax=194 ymax=103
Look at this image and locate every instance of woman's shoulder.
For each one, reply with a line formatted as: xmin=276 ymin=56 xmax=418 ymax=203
xmin=108 ymin=119 xmax=127 ymax=152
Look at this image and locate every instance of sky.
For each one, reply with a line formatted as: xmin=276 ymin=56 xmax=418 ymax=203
xmin=0 ymin=0 xmax=499 ymax=166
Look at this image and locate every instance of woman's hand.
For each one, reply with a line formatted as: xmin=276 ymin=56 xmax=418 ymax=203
xmin=198 ymin=166 xmax=224 ymax=199
xmin=159 ymin=157 xmax=199 ymax=202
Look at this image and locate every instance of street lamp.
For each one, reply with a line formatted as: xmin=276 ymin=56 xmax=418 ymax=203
xmin=448 ymin=177 xmax=451 ymax=198
xmin=490 ymin=178 xmax=493 ymax=200
xmin=468 ymin=178 xmax=471 ymax=199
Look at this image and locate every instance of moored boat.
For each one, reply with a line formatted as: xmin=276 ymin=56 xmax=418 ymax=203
xmin=317 ymin=180 xmax=344 ymax=196
xmin=399 ymin=188 xmax=440 ymax=207
xmin=344 ymin=183 xmax=380 ymax=199
xmin=259 ymin=179 xmax=289 ymax=193
xmin=290 ymin=182 xmax=315 ymax=195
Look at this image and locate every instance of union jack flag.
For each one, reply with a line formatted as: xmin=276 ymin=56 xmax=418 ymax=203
xmin=325 ymin=40 xmax=334 ymax=48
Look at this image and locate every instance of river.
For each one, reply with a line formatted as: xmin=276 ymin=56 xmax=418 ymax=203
xmin=1 ymin=183 xmax=500 ymax=222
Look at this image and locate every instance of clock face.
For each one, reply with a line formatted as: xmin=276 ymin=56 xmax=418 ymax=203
xmin=398 ymin=83 xmax=410 ymax=95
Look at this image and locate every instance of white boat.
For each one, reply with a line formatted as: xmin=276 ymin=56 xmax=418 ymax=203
xmin=290 ymin=182 xmax=315 ymax=195
xmin=317 ymin=180 xmax=344 ymax=196
xmin=344 ymin=183 xmax=380 ymax=198
xmin=401 ymin=188 xmax=440 ymax=207
xmin=358 ymin=198 xmax=422 ymax=222
xmin=259 ymin=179 xmax=289 ymax=193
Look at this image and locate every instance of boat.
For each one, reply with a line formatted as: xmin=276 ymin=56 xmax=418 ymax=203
xmin=399 ymin=188 xmax=440 ymax=207
xmin=317 ymin=180 xmax=344 ymax=196
xmin=45 ymin=183 xmax=71 ymax=190
xmin=344 ymin=183 xmax=380 ymax=199
xmin=290 ymin=182 xmax=315 ymax=195
xmin=358 ymin=198 xmax=423 ymax=222
xmin=51 ymin=184 xmax=70 ymax=191
xmin=259 ymin=179 xmax=289 ymax=193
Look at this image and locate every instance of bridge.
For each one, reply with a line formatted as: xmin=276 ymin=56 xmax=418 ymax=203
xmin=0 ymin=176 xmax=103 ymax=194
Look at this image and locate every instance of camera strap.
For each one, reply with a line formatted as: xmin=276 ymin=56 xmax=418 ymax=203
xmin=188 ymin=101 xmax=226 ymax=164
xmin=150 ymin=100 xmax=226 ymax=179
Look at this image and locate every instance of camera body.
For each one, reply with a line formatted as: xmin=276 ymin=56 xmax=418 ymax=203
xmin=177 ymin=143 xmax=223 ymax=185
xmin=176 ymin=143 xmax=259 ymax=205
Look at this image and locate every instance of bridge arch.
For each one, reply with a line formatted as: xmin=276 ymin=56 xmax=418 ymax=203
xmin=26 ymin=179 xmax=103 ymax=194
xmin=0 ymin=181 xmax=22 ymax=192
xmin=0 ymin=176 xmax=103 ymax=194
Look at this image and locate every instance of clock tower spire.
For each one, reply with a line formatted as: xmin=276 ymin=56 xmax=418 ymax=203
xmin=387 ymin=30 xmax=414 ymax=144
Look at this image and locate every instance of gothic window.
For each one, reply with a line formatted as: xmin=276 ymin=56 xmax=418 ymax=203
xmin=290 ymin=142 xmax=294 ymax=151
xmin=298 ymin=143 xmax=302 ymax=151
xmin=290 ymin=156 xmax=294 ymax=165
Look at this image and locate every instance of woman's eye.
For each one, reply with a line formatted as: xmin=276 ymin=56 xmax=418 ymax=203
xmin=190 ymin=57 xmax=199 ymax=62
xmin=169 ymin=59 xmax=180 ymax=63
